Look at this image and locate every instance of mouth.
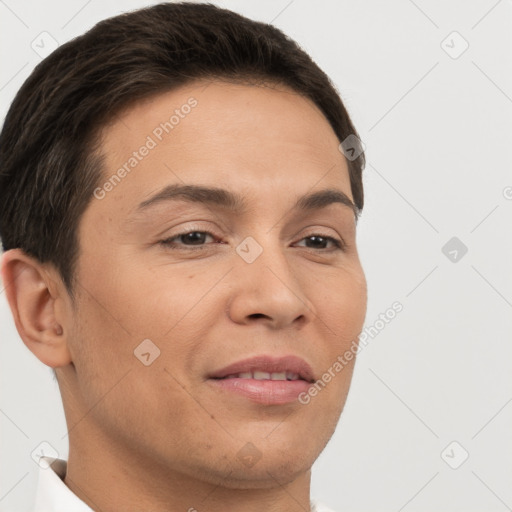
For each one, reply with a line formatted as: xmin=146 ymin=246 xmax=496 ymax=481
xmin=207 ymin=355 xmax=315 ymax=405
xmin=219 ymin=370 xmax=305 ymax=381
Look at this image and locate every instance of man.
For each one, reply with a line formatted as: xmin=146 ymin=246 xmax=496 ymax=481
xmin=0 ymin=3 xmax=367 ymax=511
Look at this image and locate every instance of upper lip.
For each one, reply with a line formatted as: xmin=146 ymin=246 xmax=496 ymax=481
xmin=208 ymin=355 xmax=315 ymax=383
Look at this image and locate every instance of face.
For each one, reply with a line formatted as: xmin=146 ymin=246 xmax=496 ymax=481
xmin=63 ymin=80 xmax=367 ymax=488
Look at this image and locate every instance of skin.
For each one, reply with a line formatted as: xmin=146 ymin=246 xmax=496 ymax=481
xmin=1 ymin=80 xmax=367 ymax=512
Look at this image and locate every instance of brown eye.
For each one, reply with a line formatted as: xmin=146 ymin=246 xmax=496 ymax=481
xmin=296 ymin=234 xmax=345 ymax=251
xmin=160 ymin=230 xmax=219 ymax=249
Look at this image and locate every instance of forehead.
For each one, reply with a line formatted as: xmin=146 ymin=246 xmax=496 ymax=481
xmin=93 ymin=80 xmax=352 ymax=220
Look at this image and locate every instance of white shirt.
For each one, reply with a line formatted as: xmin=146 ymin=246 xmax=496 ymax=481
xmin=32 ymin=457 xmax=338 ymax=512
xmin=32 ymin=457 xmax=93 ymax=511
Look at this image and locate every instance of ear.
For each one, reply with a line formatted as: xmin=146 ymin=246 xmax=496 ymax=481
xmin=1 ymin=248 xmax=72 ymax=368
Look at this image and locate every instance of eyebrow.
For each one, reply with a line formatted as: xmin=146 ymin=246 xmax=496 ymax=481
xmin=134 ymin=183 xmax=360 ymax=220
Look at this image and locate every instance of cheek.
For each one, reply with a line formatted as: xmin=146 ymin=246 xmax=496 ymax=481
xmin=68 ymin=293 xmax=200 ymax=447
xmin=108 ymin=256 xmax=223 ymax=337
xmin=69 ymin=298 xmax=131 ymax=396
xmin=321 ymin=267 xmax=367 ymax=343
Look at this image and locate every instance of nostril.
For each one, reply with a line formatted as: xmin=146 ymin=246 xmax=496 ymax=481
xmin=249 ymin=313 xmax=267 ymax=319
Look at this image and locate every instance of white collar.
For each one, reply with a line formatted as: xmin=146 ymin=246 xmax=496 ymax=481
xmin=32 ymin=457 xmax=93 ymax=511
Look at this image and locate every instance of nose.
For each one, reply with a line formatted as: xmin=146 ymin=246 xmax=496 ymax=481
xmin=226 ymin=236 xmax=316 ymax=330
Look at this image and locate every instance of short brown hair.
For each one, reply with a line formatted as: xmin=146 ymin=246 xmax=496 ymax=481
xmin=0 ymin=1 xmax=365 ymax=300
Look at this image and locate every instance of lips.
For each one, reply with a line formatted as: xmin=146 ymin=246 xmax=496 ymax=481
xmin=208 ymin=354 xmax=315 ymax=383
xmin=207 ymin=354 xmax=315 ymax=405
xmin=223 ymin=370 xmax=301 ymax=381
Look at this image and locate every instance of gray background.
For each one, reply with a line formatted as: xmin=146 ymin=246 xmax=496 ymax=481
xmin=1 ymin=1 xmax=511 ymax=511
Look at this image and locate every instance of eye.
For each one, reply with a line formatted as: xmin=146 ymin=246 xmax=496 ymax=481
xmin=295 ymin=233 xmax=345 ymax=251
xmin=159 ymin=230 xmax=345 ymax=251
xmin=159 ymin=230 xmax=221 ymax=250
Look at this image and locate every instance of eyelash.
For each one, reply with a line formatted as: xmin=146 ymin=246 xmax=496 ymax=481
xmin=159 ymin=230 xmax=346 ymax=252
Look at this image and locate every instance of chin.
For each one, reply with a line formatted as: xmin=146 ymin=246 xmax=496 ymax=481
xmin=215 ymin=454 xmax=315 ymax=490
xmin=177 ymin=437 xmax=321 ymax=490
xmin=233 ymin=436 xmax=325 ymax=486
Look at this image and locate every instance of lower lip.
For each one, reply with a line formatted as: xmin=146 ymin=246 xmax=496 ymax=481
xmin=208 ymin=378 xmax=312 ymax=405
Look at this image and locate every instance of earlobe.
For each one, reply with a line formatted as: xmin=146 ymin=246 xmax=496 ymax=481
xmin=1 ymin=248 xmax=73 ymax=368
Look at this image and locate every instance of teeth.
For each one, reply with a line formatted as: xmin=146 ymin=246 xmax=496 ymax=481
xmin=223 ymin=371 xmax=301 ymax=381
xmin=253 ymin=371 xmax=271 ymax=380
